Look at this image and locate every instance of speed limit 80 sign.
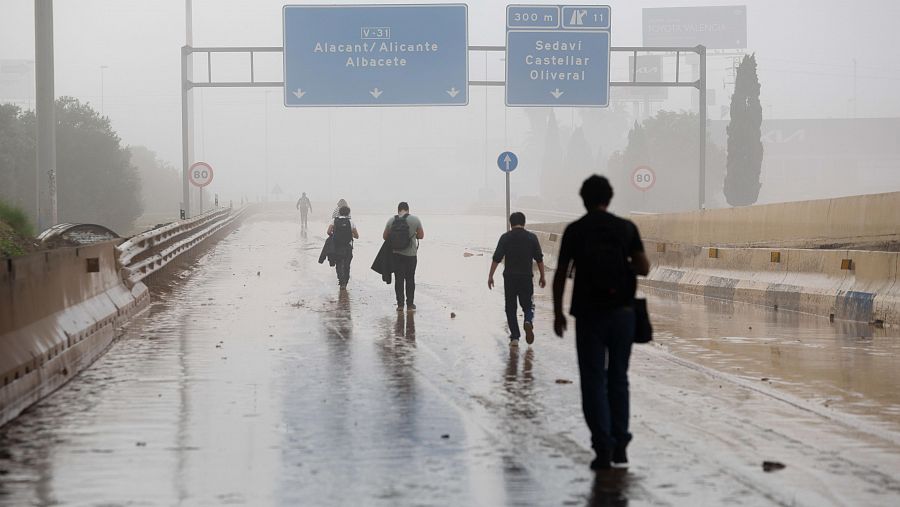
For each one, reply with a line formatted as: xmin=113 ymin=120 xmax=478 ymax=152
xmin=189 ymin=162 xmax=214 ymax=188
xmin=631 ymin=166 xmax=656 ymax=192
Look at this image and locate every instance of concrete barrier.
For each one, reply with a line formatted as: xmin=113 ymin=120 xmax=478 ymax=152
xmin=1 ymin=241 xmax=149 ymax=427
xmin=640 ymin=240 xmax=899 ymax=326
xmin=0 ymin=207 xmax=250 ymax=428
xmin=529 ymin=193 xmax=899 ymax=326
xmin=631 ymin=191 xmax=900 ymax=249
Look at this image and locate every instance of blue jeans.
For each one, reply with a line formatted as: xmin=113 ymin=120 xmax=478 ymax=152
xmin=575 ymin=306 xmax=635 ymax=452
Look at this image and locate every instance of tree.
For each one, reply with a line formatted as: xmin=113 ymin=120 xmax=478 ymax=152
xmin=608 ymin=111 xmax=726 ymax=213
xmin=580 ymin=105 xmax=630 ymax=173
xmin=0 ymin=104 xmax=36 ymax=220
xmin=17 ymin=97 xmax=143 ymax=233
xmin=724 ymin=54 xmax=764 ymax=206
xmin=621 ymin=121 xmax=648 ymax=175
xmin=561 ymin=127 xmax=593 ymax=210
xmin=130 ymin=146 xmax=180 ymax=215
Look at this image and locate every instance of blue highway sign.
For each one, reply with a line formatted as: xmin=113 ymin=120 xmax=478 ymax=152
xmin=498 ymin=151 xmax=519 ymax=173
xmin=507 ymin=5 xmax=560 ymax=29
xmin=561 ymin=6 xmax=610 ymax=29
xmin=283 ymin=4 xmax=468 ymax=107
xmin=506 ymin=5 xmax=611 ymax=107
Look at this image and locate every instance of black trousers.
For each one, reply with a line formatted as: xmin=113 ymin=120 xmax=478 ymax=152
xmin=575 ymin=307 xmax=635 ymax=452
xmin=503 ymin=275 xmax=534 ymax=339
xmin=392 ymin=253 xmax=417 ymax=305
xmin=334 ymin=246 xmax=352 ymax=285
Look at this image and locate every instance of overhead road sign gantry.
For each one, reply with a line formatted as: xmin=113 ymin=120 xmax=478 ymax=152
xmin=283 ymin=4 xmax=468 ymax=107
xmin=643 ymin=6 xmax=747 ymax=50
xmin=506 ymin=4 xmax=611 ymax=107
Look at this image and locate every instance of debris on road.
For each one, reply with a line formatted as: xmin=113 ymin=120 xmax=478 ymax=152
xmin=555 ymin=379 xmax=573 ymax=384
xmin=762 ymin=461 xmax=786 ymax=472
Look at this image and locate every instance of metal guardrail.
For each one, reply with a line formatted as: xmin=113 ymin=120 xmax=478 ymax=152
xmin=117 ymin=206 xmax=246 ymax=287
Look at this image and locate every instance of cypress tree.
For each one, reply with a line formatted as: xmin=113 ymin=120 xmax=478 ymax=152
xmin=724 ymin=54 xmax=764 ymax=206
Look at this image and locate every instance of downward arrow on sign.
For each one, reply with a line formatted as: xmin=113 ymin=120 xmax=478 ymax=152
xmin=550 ymin=89 xmax=564 ymax=99
xmin=370 ymin=88 xmax=383 ymax=99
xmin=446 ymin=87 xmax=460 ymax=98
xmin=292 ymin=89 xmax=306 ymax=99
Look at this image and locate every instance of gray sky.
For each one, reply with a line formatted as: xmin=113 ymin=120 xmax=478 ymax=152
xmin=2 ymin=0 xmax=900 ymax=208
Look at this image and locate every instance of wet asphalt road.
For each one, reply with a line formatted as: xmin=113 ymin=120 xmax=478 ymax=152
xmin=1 ymin=209 xmax=899 ymax=506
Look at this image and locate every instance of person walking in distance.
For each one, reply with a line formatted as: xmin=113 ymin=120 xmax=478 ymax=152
xmin=383 ymin=202 xmax=424 ymax=312
xmin=331 ymin=198 xmax=348 ymax=219
xmin=552 ymin=175 xmax=650 ymax=471
xmin=327 ymin=205 xmax=359 ymax=290
xmin=488 ymin=212 xmax=546 ymax=347
xmin=296 ymin=192 xmax=312 ymax=229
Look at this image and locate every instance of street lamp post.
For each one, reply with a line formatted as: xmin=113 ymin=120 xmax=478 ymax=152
xmin=35 ymin=0 xmax=57 ymax=227
xmin=264 ymin=90 xmax=270 ymax=202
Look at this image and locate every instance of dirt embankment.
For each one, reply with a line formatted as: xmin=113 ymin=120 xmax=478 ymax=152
xmin=0 ymin=221 xmax=39 ymax=258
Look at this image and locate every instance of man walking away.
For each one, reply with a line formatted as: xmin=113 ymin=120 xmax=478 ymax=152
xmin=488 ymin=212 xmax=546 ymax=346
xmin=383 ymin=202 xmax=424 ymax=312
xmin=327 ymin=205 xmax=358 ymax=290
xmin=552 ymin=175 xmax=650 ymax=471
xmin=296 ymin=192 xmax=312 ymax=229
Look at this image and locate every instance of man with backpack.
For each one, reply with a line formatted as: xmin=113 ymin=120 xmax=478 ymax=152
xmin=295 ymin=192 xmax=312 ymax=229
xmin=487 ymin=212 xmax=546 ymax=346
xmin=383 ymin=202 xmax=424 ymax=312
xmin=552 ymin=175 xmax=650 ymax=471
xmin=327 ymin=205 xmax=359 ymax=290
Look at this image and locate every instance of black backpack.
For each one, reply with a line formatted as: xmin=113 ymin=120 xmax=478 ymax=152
xmin=580 ymin=223 xmax=632 ymax=305
xmin=389 ymin=215 xmax=411 ymax=250
xmin=333 ymin=217 xmax=353 ymax=247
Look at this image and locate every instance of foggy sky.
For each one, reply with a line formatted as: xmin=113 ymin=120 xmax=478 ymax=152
xmin=2 ymin=0 xmax=900 ymax=210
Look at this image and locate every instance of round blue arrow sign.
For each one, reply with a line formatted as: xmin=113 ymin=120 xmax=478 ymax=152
xmin=498 ymin=151 xmax=518 ymax=173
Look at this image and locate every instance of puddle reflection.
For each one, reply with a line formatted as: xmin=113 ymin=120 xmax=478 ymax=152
xmin=587 ymin=468 xmax=633 ymax=507
xmin=647 ymin=289 xmax=900 ymax=425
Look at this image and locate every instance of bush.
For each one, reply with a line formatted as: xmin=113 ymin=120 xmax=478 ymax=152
xmin=0 ymin=200 xmax=34 ymax=237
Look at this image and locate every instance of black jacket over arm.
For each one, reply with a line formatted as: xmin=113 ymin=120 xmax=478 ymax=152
xmin=318 ymin=236 xmax=336 ymax=266
xmin=371 ymin=241 xmax=393 ymax=284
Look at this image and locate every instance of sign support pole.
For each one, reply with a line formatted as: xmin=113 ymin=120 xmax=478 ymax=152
xmin=505 ymin=172 xmax=511 ymax=232
xmin=181 ymin=47 xmax=193 ymax=220
xmin=497 ymin=151 xmax=517 ymax=231
xmin=698 ymin=45 xmax=707 ymax=210
xmin=180 ymin=0 xmax=195 ymax=219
